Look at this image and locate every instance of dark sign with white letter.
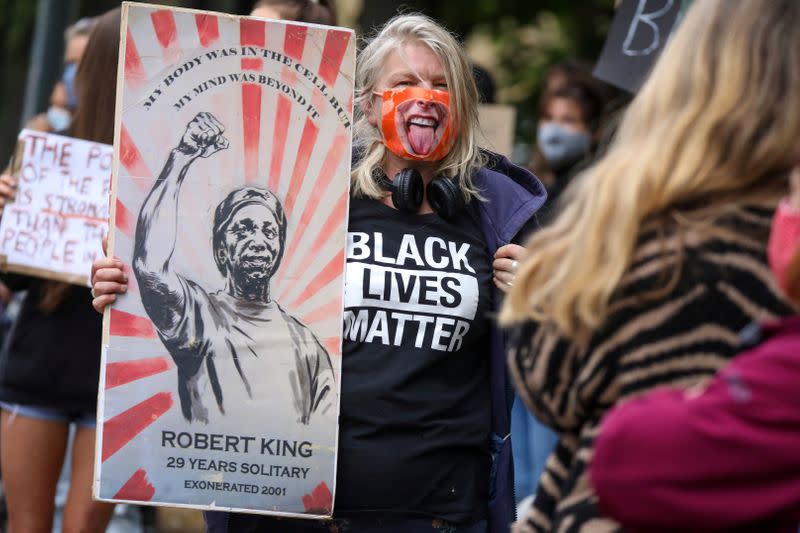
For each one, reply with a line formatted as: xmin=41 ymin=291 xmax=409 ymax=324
xmin=594 ymin=0 xmax=684 ymax=93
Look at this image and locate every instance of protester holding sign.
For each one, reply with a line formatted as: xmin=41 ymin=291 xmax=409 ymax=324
xmin=92 ymin=13 xmax=545 ymax=533
xmin=0 ymin=9 xmax=119 ymax=533
xmin=25 ymin=17 xmax=95 ymax=134
xmin=502 ymin=0 xmax=798 ymax=531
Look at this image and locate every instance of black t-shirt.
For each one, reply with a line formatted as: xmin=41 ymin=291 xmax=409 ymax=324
xmin=0 ymin=277 xmax=102 ymax=413
xmin=335 ymin=197 xmax=492 ymax=523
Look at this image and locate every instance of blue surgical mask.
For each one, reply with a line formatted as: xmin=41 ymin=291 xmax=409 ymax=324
xmin=63 ymin=62 xmax=79 ymax=110
xmin=46 ymin=106 xmax=72 ymax=132
xmin=537 ymin=122 xmax=591 ymax=170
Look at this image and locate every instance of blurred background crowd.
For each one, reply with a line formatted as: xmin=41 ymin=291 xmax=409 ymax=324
xmin=0 ymin=0 xmax=625 ymax=170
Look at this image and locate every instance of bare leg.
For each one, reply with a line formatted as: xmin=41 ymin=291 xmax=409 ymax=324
xmin=62 ymin=425 xmax=115 ymax=533
xmin=0 ymin=409 xmax=69 ymax=533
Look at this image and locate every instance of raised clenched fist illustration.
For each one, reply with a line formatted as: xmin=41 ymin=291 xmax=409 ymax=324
xmin=177 ymin=112 xmax=229 ymax=158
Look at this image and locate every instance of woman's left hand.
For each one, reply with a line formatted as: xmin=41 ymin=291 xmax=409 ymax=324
xmin=493 ymin=243 xmax=526 ymax=293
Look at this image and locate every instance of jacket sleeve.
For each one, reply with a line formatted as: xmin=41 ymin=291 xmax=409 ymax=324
xmin=590 ymin=335 xmax=800 ymax=532
xmin=511 ymin=214 xmax=539 ymax=245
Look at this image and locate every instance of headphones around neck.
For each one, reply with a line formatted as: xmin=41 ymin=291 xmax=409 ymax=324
xmin=373 ymin=168 xmax=465 ymax=220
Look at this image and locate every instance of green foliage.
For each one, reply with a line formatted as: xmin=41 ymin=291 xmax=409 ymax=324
xmin=0 ymin=0 xmax=39 ymax=159
xmin=0 ymin=0 xmax=617 ymax=159
xmin=433 ymin=0 xmax=615 ymax=144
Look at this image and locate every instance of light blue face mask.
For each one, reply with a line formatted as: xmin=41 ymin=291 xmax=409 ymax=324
xmin=63 ymin=62 xmax=79 ymax=110
xmin=47 ymin=106 xmax=72 ymax=132
xmin=537 ymin=122 xmax=591 ymax=171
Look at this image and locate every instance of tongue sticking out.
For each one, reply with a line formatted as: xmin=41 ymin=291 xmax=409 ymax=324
xmin=408 ymin=124 xmax=436 ymax=155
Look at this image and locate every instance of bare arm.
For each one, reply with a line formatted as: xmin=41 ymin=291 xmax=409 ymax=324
xmin=132 ymin=112 xmax=228 ymax=332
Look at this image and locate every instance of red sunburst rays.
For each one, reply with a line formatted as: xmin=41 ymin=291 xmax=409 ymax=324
xmin=110 ymin=309 xmax=157 ymax=339
xmin=287 ymin=249 xmax=344 ymax=311
xmin=241 ymin=18 xmax=266 ymax=70
xmin=106 ymin=356 xmax=172 ymax=390
xmin=283 ymin=119 xmax=320 ymax=217
xmin=271 ymin=27 xmax=351 ymax=308
xmin=102 ymin=392 xmax=173 ymax=462
xmin=195 ymin=14 xmax=220 ymax=48
xmin=268 ymin=24 xmax=309 ymax=193
xmin=300 ymin=298 xmax=343 ymax=325
xmin=277 ymin=190 xmax=347 ymax=301
xmin=240 ymin=19 xmax=266 ymax=184
xmin=268 ymin=97 xmax=292 ymax=190
xmin=114 ymin=469 xmax=156 ymax=501
xmin=275 ymin=133 xmax=347 ymax=284
xmin=322 ymin=337 xmax=340 ymax=355
xmin=284 ymin=24 xmax=307 ymax=61
xmin=242 ymin=85 xmax=262 ymax=184
xmin=150 ymin=10 xmax=181 ymax=64
xmin=319 ymin=30 xmax=351 ymax=87
xmin=114 ymin=199 xmax=135 ymax=239
xmin=124 ymin=29 xmax=146 ymax=89
xmin=119 ymin=125 xmax=154 ymax=192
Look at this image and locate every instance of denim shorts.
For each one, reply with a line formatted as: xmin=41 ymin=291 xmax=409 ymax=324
xmin=0 ymin=402 xmax=96 ymax=428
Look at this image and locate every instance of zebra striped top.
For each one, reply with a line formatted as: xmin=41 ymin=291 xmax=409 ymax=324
xmin=508 ymin=203 xmax=795 ymax=532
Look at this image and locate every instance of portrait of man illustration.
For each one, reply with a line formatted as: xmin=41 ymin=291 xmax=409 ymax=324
xmin=132 ymin=112 xmax=334 ymax=425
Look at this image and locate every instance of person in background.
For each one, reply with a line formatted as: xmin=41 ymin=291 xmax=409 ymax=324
xmin=540 ymin=60 xmax=593 ymax=98
xmin=472 ymin=64 xmax=496 ymax=104
xmin=250 ymin=0 xmax=336 ymax=25
xmin=510 ymin=75 xmax=607 ymax=513
xmin=529 ymin=77 xmax=606 ymax=224
xmin=0 ymin=9 xmax=119 ymax=533
xmin=0 ymin=18 xmax=94 ymax=346
xmin=501 ymin=0 xmax=798 ymax=530
xmin=91 ymin=12 xmax=545 ymax=533
xmin=590 ymin=168 xmax=800 ymax=532
xmin=26 ymin=17 xmax=95 ymax=134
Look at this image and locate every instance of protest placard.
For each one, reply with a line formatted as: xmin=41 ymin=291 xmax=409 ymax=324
xmin=477 ymin=104 xmax=516 ymax=158
xmin=594 ymin=0 xmax=684 ymax=93
xmin=0 ymin=129 xmax=110 ymax=285
xmin=95 ymin=2 xmax=354 ymax=518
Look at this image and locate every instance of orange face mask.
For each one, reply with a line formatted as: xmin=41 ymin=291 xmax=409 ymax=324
xmin=376 ymin=86 xmax=456 ymax=162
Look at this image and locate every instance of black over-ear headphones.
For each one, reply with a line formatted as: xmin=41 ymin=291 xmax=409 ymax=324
xmin=373 ymin=168 xmax=465 ymax=220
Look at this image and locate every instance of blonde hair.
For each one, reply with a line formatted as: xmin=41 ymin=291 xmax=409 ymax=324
xmin=351 ymin=14 xmax=484 ymax=200
xmin=501 ymin=0 xmax=800 ymax=337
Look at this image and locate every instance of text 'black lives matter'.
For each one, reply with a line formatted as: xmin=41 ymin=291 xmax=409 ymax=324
xmin=344 ymin=231 xmax=481 ymax=353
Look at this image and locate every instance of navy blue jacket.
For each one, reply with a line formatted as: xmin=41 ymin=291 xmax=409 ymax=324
xmin=205 ymin=153 xmax=546 ymax=532
xmin=473 ymin=152 xmax=546 ymax=532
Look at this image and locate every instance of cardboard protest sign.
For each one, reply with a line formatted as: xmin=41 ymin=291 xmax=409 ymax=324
xmin=477 ymin=104 xmax=516 ymax=158
xmin=0 ymin=130 xmax=110 ymax=285
xmin=594 ymin=0 xmax=684 ymax=93
xmin=95 ymin=2 xmax=354 ymax=518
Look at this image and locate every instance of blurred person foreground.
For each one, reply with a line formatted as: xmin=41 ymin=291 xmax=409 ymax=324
xmin=590 ymin=169 xmax=800 ymax=532
xmin=502 ymin=0 xmax=800 ymax=530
